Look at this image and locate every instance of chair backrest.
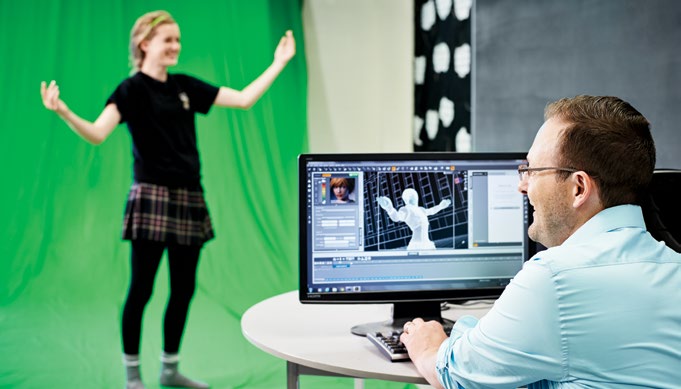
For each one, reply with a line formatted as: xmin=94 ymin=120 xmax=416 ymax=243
xmin=641 ymin=170 xmax=681 ymax=253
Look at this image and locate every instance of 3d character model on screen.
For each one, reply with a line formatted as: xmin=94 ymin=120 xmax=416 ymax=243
xmin=377 ymin=188 xmax=451 ymax=250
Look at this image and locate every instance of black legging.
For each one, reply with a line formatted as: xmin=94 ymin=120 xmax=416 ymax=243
xmin=121 ymin=240 xmax=202 ymax=355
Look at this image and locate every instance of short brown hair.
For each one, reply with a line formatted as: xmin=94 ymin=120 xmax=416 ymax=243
xmin=545 ymin=95 xmax=656 ymax=207
xmin=129 ymin=10 xmax=176 ymax=72
xmin=330 ymin=177 xmax=355 ymax=193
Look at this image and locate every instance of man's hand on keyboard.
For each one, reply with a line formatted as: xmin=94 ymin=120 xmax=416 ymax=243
xmin=400 ymin=318 xmax=448 ymax=389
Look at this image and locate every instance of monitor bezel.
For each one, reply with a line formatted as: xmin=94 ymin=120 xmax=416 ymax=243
xmin=298 ymin=152 xmax=532 ymax=305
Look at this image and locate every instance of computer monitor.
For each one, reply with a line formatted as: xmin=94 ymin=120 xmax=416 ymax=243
xmin=298 ymin=152 xmax=533 ymax=336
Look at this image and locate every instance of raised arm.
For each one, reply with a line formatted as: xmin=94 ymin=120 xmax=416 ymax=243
xmin=41 ymin=80 xmax=120 ymax=145
xmin=213 ymin=30 xmax=296 ymax=109
xmin=378 ymin=196 xmax=407 ymax=222
xmin=424 ymin=199 xmax=451 ymax=216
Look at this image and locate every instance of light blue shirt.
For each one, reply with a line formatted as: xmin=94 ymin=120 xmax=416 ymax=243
xmin=436 ymin=205 xmax=681 ymax=388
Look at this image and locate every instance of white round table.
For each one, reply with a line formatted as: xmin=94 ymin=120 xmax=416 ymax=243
xmin=241 ymin=291 xmax=490 ymax=388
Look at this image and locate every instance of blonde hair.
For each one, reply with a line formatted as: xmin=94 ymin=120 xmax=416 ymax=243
xmin=129 ymin=10 xmax=176 ymax=72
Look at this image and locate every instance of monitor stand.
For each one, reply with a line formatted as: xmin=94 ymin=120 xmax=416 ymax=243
xmin=350 ymin=301 xmax=455 ymax=337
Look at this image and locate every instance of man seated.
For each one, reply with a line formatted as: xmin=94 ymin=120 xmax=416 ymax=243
xmin=401 ymin=95 xmax=681 ymax=388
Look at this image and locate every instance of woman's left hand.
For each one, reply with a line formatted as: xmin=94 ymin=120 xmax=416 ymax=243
xmin=274 ymin=30 xmax=296 ymax=65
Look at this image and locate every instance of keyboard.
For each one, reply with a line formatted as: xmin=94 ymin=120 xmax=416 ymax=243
xmin=367 ymin=323 xmax=453 ymax=362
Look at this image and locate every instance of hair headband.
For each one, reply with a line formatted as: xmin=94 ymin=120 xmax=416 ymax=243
xmin=140 ymin=14 xmax=169 ymax=41
xmin=149 ymin=14 xmax=168 ymax=28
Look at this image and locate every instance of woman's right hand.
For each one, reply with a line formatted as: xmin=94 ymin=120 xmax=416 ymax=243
xmin=38 ymin=80 xmax=120 ymax=144
xmin=40 ymin=80 xmax=67 ymax=114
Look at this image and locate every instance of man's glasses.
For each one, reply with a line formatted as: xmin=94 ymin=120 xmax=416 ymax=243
xmin=517 ymin=164 xmax=579 ymax=181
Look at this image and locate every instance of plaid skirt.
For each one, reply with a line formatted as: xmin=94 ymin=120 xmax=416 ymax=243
xmin=122 ymin=182 xmax=215 ymax=246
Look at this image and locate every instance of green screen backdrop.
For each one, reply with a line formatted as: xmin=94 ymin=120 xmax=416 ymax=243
xmin=0 ymin=1 xmax=419 ymax=388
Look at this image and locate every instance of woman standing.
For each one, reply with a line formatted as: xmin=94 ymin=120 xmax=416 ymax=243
xmin=40 ymin=10 xmax=295 ymax=389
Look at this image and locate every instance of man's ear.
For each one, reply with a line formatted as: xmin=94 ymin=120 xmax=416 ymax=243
xmin=571 ymin=171 xmax=598 ymax=208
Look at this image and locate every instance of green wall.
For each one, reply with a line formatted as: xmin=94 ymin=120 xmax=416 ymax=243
xmin=0 ymin=1 xmax=418 ymax=388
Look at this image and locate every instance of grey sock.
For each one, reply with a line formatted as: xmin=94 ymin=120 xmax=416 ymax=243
xmin=126 ymin=379 xmax=145 ymax=389
xmin=159 ymin=353 xmax=209 ymax=389
xmin=123 ymin=354 xmax=145 ymax=389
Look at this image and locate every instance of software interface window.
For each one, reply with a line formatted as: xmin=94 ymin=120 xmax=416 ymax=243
xmin=304 ymin=158 xmax=528 ymax=295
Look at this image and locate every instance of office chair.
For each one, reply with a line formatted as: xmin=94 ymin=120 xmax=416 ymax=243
xmin=641 ymin=169 xmax=681 ymax=253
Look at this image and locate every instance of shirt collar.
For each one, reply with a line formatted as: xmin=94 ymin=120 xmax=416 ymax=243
xmin=562 ymin=204 xmax=646 ymax=246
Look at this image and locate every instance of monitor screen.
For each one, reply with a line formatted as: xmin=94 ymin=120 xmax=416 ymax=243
xmin=298 ymin=152 xmax=533 ymax=335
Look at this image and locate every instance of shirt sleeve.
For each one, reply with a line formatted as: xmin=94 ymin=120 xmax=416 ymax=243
xmin=175 ymin=74 xmax=219 ymax=115
xmin=106 ymin=78 xmax=133 ymax=124
xmin=436 ymin=260 xmax=565 ymax=388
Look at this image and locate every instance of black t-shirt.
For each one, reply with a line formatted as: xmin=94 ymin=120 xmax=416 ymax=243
xmin=107 ymin=72 xmax=220 ymax=187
